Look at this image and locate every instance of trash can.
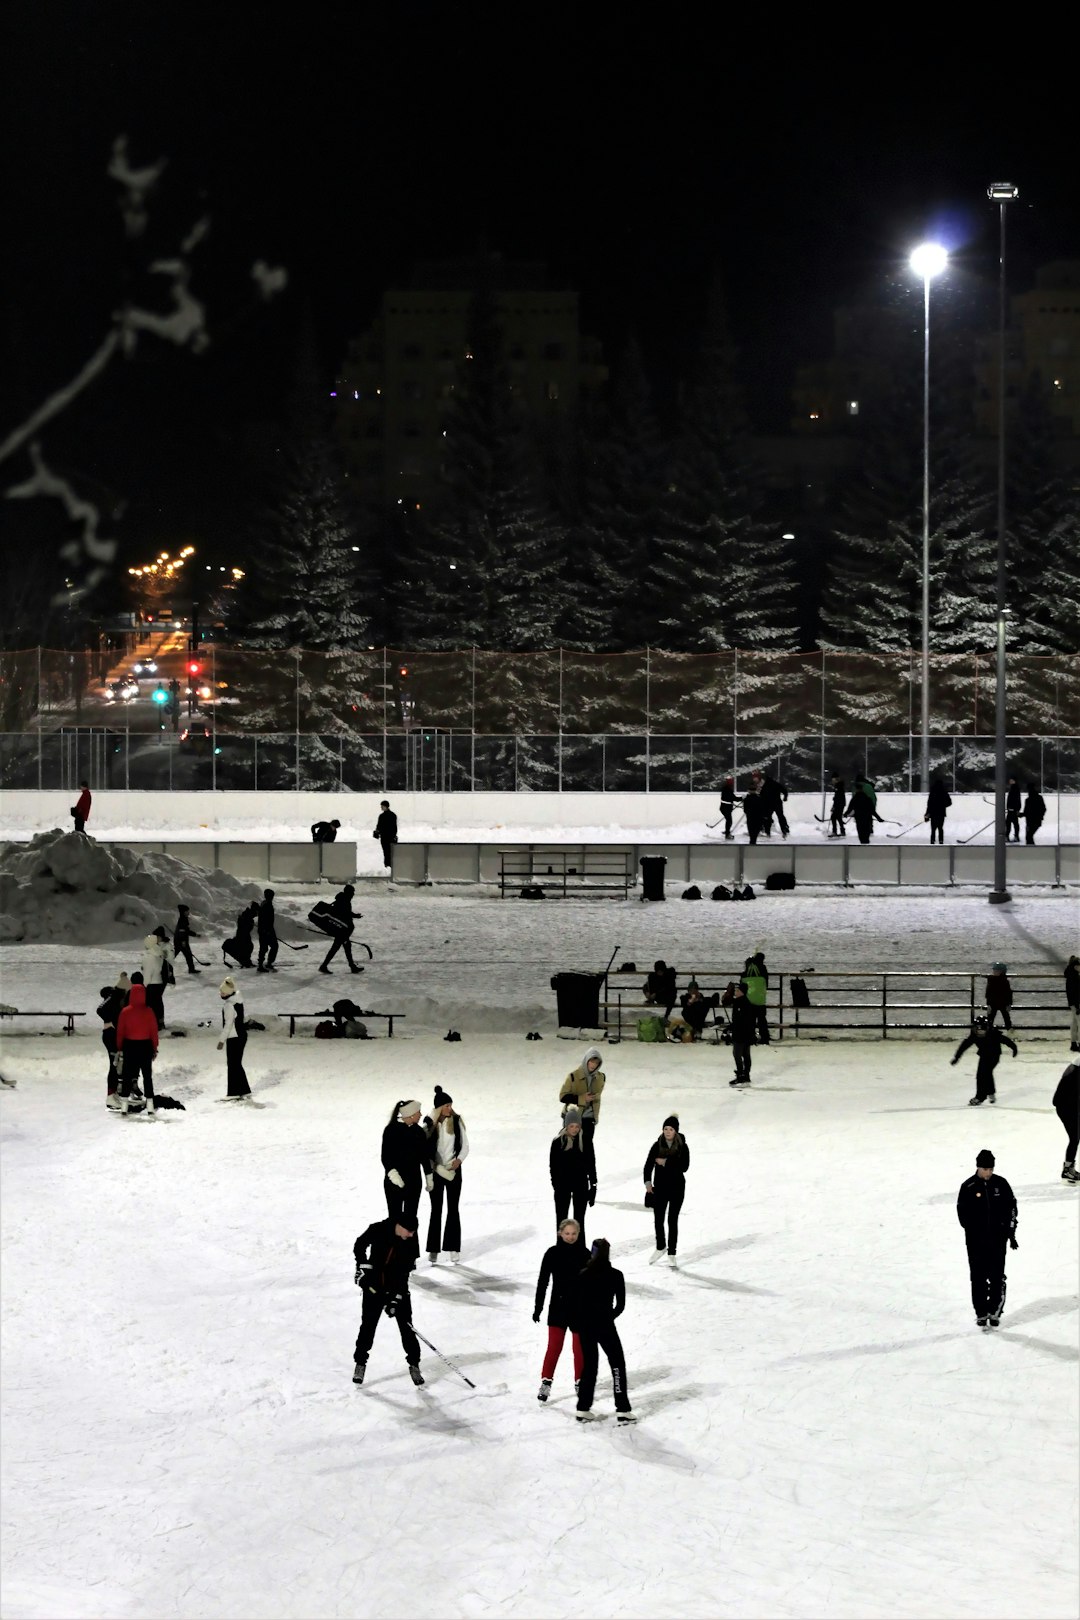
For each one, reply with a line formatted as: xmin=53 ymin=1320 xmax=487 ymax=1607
xmin=639 ymin=855 xmax=667 ymax=902
xmin=551 ymin=971 xmax=604 ymax=1027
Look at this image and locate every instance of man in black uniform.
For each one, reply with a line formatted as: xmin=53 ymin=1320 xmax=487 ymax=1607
xmin=1023 ymin=784 xmax=1046 ymax=845
xmin=758 ymin=771 xmax=789 ymax=839
xmin=956 ymin=1148 xmax=1017 ymax=1327
xmin=951 ymin=1017 xmax=1017 ymax=1105
xmin=318 ymin=884 xmax=363 ymax=975
xmin=374 ymin=800 xmax=398 ymax=870
xmin=924 ymin=773 xmax=952 ymax=843
xmin=351 ymin=1216 xmax=424 ymax=1386
xmin=828 ymin=773 xmax=846 ymax=837
xmin=728 ymin=980 xmax=756 ymax=1086
xmin=311 ymin=818 xmax=341 ymax=843
xmin=173 ymin=904 xmax=200 ymax=975
xmin=256 ymin=888 xmax=278 ymax=972
xmin=1004 ymin=777 xmax=1022 ymax=843
xmin=718 ymin=776 xmax=741 ymax=839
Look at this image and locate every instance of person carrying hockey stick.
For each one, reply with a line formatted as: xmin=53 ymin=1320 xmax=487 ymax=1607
xmin=351 ymin=1216 xmax=424 ymax=1386
xmin=316 ymin=885 xmax=363 ymax=975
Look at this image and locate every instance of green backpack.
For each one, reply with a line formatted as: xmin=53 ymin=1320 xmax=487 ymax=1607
xmin=637 ymin=1015 xmax=668 ymax=1043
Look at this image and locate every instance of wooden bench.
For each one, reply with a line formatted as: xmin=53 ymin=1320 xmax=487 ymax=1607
xmin=499 ymin=849 xmax=635 ymax=899
xmin=0 ymin=1011 xmax=85 ymax=1036
xmin=277 ymin=1011 xmax=405 ymax=1038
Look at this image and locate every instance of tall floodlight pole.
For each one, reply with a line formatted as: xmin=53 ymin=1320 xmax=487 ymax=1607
xmin=909 ymin=243 xmax=948 ymax=791
xmin=988 ymin=183 xmax=1019 ymax=904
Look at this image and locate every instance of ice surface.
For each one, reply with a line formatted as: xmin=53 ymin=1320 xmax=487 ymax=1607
xmin=1 ymin=891 xmax=1077 ymax=1620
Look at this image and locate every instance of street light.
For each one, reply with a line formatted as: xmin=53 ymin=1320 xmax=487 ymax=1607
xmin=987 ymin=183 xmax=1019 ymax=905
xmin=909 ymin=242 xmax=948 ymax=792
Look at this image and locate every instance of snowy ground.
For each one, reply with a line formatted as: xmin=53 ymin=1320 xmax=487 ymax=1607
xmin=2 ymin=891 xmax=1078 ymax=1620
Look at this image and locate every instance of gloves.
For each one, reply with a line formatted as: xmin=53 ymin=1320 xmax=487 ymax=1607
xmin=385 ymin=1293 xmax=403 ymax=1318
xmin=1009 ymin=1236 xmax=1018 ymax=1250
xmin=532 ymin=1310 xmax=541 ymax=1323
xmin=588 ymin=1186 xmax=597 ymax=1207
xmin=387 ymin=1169 xmax=404 ymax=1189
xmin=354 ymin=1264 xmax=371 ymax=1287
xmin=425 ymin=1173 xmax=435 ymax=1192
xmin=436 ymin=1164 xmax=454 ymax=1180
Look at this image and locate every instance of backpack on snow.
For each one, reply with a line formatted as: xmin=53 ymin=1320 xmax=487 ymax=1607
xmin=681 ymin=885 xmax=702 ymax=900
xmin=789 ymin=976 xmax=811 ymax=1008
xmin=314 ymin=1020 xmax=341 ymax=1039
xmin=765 ymin=872 xmax=795 ymax=891
xmin=740 ymin=884 xmax=756 ymax=901
xmin=637 ymin=1015 xmax=668 ymax=1043
xmin=711 ymin=885 xmax=732 ymax=901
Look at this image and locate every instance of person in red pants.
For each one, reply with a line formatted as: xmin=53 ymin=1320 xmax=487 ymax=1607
xmin=533 ymin=1218 xmax=586 ymax=1403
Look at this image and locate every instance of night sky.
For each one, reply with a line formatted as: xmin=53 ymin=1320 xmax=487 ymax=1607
xmin=4 ymin=3 xmax=1078 ymax=569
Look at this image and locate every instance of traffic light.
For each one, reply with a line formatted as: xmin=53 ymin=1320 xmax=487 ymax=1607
xmin=151 ymin=686 xmax=169 ymax=705
xmin=188 ymin=660 xmax=201 ymax=676
xmin=398 ymin=664 xmax=409 ymax=679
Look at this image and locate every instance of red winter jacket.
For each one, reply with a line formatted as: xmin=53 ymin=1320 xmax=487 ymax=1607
xmin=116 ymin=984 xmax=158 ymax=1052
xmin=74 ymin=788 xmax=92 ymax=822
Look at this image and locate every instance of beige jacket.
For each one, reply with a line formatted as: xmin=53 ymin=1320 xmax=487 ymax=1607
xmin=559 ymin=1046 xmax=606 ymax=1123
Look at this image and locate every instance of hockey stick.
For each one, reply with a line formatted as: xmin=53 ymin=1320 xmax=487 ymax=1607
xmin=887 ymin=818 xmax=928 ymax=839
xmin=412 ymin=1327 xmax=476 ymax=1388
xmin=958 ymin=818 xmax=995 ymax=845
xmin=279 ymin=939 xmax=310 ymax=952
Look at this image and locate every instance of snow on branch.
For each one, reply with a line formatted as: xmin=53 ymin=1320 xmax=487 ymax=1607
xmin=107 ymin=135 xmax=166 ymax=238
xmin=6 ymin=442 xmax=117 ymax=601
xmin=120 ymin=255 xmax=209 ymax=354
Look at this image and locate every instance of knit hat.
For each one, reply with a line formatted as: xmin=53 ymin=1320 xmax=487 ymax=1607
xmin=433 ymin=1085 xmax=452 ymax=1109
xmin=398 ymin=1099 xmax=422 ymax=1120
xmin=991 ymin=962 xmax=1007 ymax=972
xmin=976 ymin=1149 xmax=995 ymax=1169
xmin=115 ymin=971 xmax=130 ymax=990
xmin=563 ymin=1106 xmax=582 ymax=1127
xmin=219 ymin=976 xmax=237 ymax=998
xmin=663 ymin=1115 xmax=680 ymax=1131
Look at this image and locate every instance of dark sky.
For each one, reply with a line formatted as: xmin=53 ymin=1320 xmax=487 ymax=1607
xmin=3 ymin=2 xmax=1078 ymax=564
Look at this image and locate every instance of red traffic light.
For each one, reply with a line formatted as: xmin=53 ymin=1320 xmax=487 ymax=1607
xmin=398 ymin=665 xmax=409 ymax=678
xmin=188 ymin=661 xmax=202 ymax=675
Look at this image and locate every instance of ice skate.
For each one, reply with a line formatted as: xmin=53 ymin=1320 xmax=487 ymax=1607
xmin=1061 ymin=1162 xmax=1079 ymax=1182
xmin=667 ymin=1253 xmax=678 ymax=1269
xmin=987 ymin=1094 xmax=996 ymax=1104
xmin=976 ymin=1316 xmax=989 ymax=1327
xmin=537 ymin=1378 xmax=552 ymax=1403
xmin=576 ymin=1410 xmax=596 ymax=1422
xmin=988 ymin=1312 xmax=1002 ymax=1327
xmin=352 ymin=1359 xmax=366 ymax=1385
xmin=106 ymin=1094 xmax=123 ymax=1111
xmin=408 ymin=1364 xmax=425 ymax=1387
xmin=968 ymin=1097 xmax=984 ymax=1106
xmin=617 ymin=1412 xmax=637 ymax=1424
xmin=649 ymin=1247 xmax=665 ymax=1264
xmin=446 ymin=1251 xmax=460 ymax=1263
xmin=427 ymin=1252 xmax=438 ymax=1263
xmin=144 ymin=1101 xmax=156 ymax=1120
xmin=318 ymin=965 xmax=332 ymax=974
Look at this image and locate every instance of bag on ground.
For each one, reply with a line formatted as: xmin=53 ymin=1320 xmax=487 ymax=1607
xmin=637 ymin=1015 xmax=668 ymax=1043
xmin=765 ymin=872 xmax=796 ymax=891
xmin=790 ymin=976 xmax=811 ymax=1008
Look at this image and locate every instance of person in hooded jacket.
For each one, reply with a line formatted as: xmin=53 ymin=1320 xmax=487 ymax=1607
xmin=256 ymin=889 xmax=278 ymax=972
xmin=423 ymin=1085 xmax=469 ymax=1261
xmin=845 ymin=773 xmax=884 ymax=844
xmin=924 ymin=774 xmax=952 ymax=843
xmin=97 ymin=977 xmax=128 ymax=1103
xmin=1023 ymin=784 xmax=1046 ymax=844
xmin=758 ymin=772 xmax=789 ymax=838
xmin=351 ymin=1216 xmax=424 ymax=1386
xmin=743 ymin=951 xmax=770 ymax=1044
xmin=312 ymin=819 xmax=341 ymax=843
xmin=1065 ymin=955 xmax=1080 ymax=1053
xmin=956 ymin=1148 xmax=1018 ymax=1326
xmin=382 ymin=1099 xmax=433 ymax=1228
xmin=559 ymin=1045 xmax=606 ymax=1143
xmin=113 ymin=982 xmax=159 ymax=1117
xmin=218 ymin=976 xmax=252 ymax=1100
xmin=533 ymin=1217 xmax=586 ymax=1402
xmin=1004 ymin=777 xmax=1022 ymax=843
xmin=951 ymin=1017 xmax=1017 ymax=1104
xmin=173 ymin=904 xmax=200 ymax=974
xmin=571 ymin=1238 xmax=634 ymax=1422
xmin=71 ymin=781 xmax=91 ymax=833
xmin=644 ymin=1115 xmax=690 ymax=1263
xmin=828 ymin=773 xmax=846 ymax=837
xmin=550 ymin=1107 xmax=596 ymax=1245
xmin=728 ymin=980 xmax=757 ymax=1085
xmin=141 ymin=928 xmax=174 ymax=1029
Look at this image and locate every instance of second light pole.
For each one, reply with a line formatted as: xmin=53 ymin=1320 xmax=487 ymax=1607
xmin=909 ymin=241 xmax=948 ymax=791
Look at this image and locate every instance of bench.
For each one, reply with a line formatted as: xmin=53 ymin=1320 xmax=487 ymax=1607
xmin=499 ymin=849 xmax=635 ymax=899
xmin=277 ymin=1011 xmax=405 ymax=1038
xmin=0 ymin=1011 xmax=85 ymax=1036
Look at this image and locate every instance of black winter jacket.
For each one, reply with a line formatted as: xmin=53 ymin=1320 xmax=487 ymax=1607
xmin=381 ymin=1120 xmax=432 ymax=1186
xmin=570 ymin=1262 xmax=626 ymax=1332
xmin=956 ymin=1174 xmax=1017 ymax=1240
xmin=643 ymin=1135 xmax=690 ymax=1186
xmin=375 ymin=809 xmax=398 ymax=842
xmin=353 ymin=1218 xmax=419 ymax=1296
xmin=549 ymin=1132 xmax=597 ymax=1193
xmin=1064 ymin=964 xmax=1080 ymax=1010
xmin=728 ymin=997 xmax=756 ymax=1043
xmin=1053 ymin=1063 xmax=1079 ymax=1118
xmin=953 ymin=1028 xmax=1017 ymax=1068
xmin=534 ymin=1237 xmax=587 ymax=1327
xmin=257 ymin=896 xmax=276 ymax=938
xmin=926 ymin=781 xmax=952 ymax=818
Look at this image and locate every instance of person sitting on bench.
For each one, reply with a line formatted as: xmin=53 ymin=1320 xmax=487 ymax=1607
xmin=672 ymin=983 xmax=720 ymax=1041
xmin=642 ymin=960 xmax=677 ymax=1020
xmin=312 ymin=819 xmax=341 ymax=843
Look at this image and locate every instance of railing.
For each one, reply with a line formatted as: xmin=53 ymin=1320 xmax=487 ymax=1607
xmin=601 ymin=969 xmax=1069 ymax=1041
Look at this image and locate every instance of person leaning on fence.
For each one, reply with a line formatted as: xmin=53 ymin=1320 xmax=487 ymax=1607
xmin=312 ymin=819 xmax=341 ymax=843
xmin=1065 ymin=955 xmax=1080 ymax=1053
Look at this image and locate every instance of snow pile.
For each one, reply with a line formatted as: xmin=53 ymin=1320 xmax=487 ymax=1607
xmin=0 ymin=830 xmax=263 ymax=945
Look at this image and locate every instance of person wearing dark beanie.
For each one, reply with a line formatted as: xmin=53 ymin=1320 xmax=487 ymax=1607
xmin=644 ymin=1116 xmax=690 ymax=1264
xmin=423 ymin=1087 xmax=469 ymax=1262
xmin=956 ymin=1149 xmax=1018 ymax=1327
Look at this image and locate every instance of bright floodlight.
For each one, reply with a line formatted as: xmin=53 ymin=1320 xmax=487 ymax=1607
xmin=910 ymin=243 xmax=948 ymax=279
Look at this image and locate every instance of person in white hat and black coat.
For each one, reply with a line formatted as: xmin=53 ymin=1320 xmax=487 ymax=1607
xmin=956 ymin=1149 xmax=1018 ymax=1327
xmin=423 ymin=1085 xmax=469 ymax=1262
xmin=351 ymin=1216 xmax=424 ymax=1386
xmin=549 ymin=1107 xmax=596 ymax=1246
xmin=382 ymin=1100 xmax=433 ymax=1228
xmin=644 ymin=1115 xmax=690 ymax=1264
xmin=218 ymin=976 xmax=252 ymax=1100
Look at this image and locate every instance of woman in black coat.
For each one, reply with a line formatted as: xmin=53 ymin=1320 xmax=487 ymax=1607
xmin=382 ymin=1100 xmax=432 ymax=1228
xmin=549 ymin=1107 xmax=597 ymax=1246
xmin=1064 ymin=955 xmax=1079 ymax=1052
xmin=533 ymin=1217 xmax=586 ymax=1402
xmin=571 ymin=1238 xmax=634 ymax=1422
xmin=644 ymin=1115 xmax=690 ymax=1263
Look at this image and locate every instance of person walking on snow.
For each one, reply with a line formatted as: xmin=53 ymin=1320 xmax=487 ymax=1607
xmin=218 ymin=976 xmax=252 ymax=1100
xmin=1065 ymin=955 xmax=1080 ymax=1053
xmin=985 ymin=963 xmax=1014 ymax=1030
xmin=173 ymin=904 xmax=200 ymax=975
xmin=728 ymin=980 xmax=756 ymax=1086
xmin=256 ymin=889 xmax=278 ymax=973
xmin=571 ymin=1238 xmax=634 ymax=1423
xmin=645 ymin=1115 xmax=690 ymax=1264
xmin=1004 ymin=777 xmax=1022 ymax=843
xmin=351 ymin=1217 xmax=424 ymax=1386
xmin=550 ymin=1107 xmax=597 ymax=1246
xmin=828 ymin=773 xmax=846 ymax=837
xmin=719 ymin=775 xmax=741 ymax=839
xmin=952 ymin=1017 xmax=1016 ymax=1105
xmin=956 ymin=1148 xmax=1017 ymax=1327
xmin=560 ymin=1045 xmax=606 ymax=1144
xmin=318 ymin=884 xmax=363 ymax=975
xmin=113 ymin=982 xmax=159 ymax=1118
xmin=1053 ymin=1063 xmax=1079 ymax=1183
xmin=924 ymin=774 xmax=952 ymax=843
xmin=1023 ymin=784 xmax=1046 ymax=845
xmin=382 ymin=1100 xmax=433 ymax=1229
xmin=141 ymin=928 xmax=174 ymax=1029
xmin=423 ymin=1086 xmax=469 ymax=1262
xmin=533 ymin=1217 xmax=587 ymax=1403
xmin=70 ymin=781 xmax=92 ymax=833
xmin=374 ymin=800 xmax=398 ymax=870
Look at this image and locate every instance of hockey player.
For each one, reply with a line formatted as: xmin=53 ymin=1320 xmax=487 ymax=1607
xmin=644 ymin=1115 xmax=690 ymax=1264
xmin=1004 ymin=777 xmax=1022 ymax=843
xmin=956 ymin=1149 xmax=1018 ymax=1327
xmin=828 ymin=773 xmax=846 ymax=837
xmin=1023 ymin=784 xmax=1046 ymax=845
xmin=549 ymin=1107 xmax=596 ymax=1245
xmin=423 ymin=1085 xmax=469 ymax=1261
xmin=718 ymin=776 xmax=741 ymax=839
xmin=951 ymin=1017 xmax=1016 ymax=1105
xmin=533 ymin=1217 xmax=586 ymax=1403
xmin=373 ymin=800 xmax=398 ymax=869
xmin=382 ymin=1099 xmax=433 ymax=1228
xmin=758 ymin=771 xmax=789 ymax=838
xmin=317 ymin=885 xmax=363 ymax=975
xmin=256 ymin=889 xmax=278 ymax=972
xmin=844 ymin=773 xmax=884 ymax=844
xmin=351 ymin=1217 xmax=424 ymax=1386
xmin=173 ymin=904 xmax=200 ymax=975
xmin=572 ymin=1238 xmax=635 ymax=1422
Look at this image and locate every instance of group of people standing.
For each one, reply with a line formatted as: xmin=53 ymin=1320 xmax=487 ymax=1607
xmin=221 ymin=892 xmax=278 ymax=973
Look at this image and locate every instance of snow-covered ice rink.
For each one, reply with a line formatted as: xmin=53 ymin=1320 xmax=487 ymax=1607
xmin=2 ymin=887 xmax=1078 ymax=1620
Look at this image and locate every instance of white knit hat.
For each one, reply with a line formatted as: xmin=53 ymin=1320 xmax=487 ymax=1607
xmin=398 ymin=1099 xmax=422 ymax=1120
xmin=219 ymin=976 xmax=237 ymax=998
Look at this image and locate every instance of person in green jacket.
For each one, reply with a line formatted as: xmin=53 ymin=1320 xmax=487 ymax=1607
xmin=742 ymin=951 xmax=770 ymax=1044
xmin=844 ymin=773 xmax=884 ymax=844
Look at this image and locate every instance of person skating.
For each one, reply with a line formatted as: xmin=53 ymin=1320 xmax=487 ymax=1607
xmin=1023 ymin=784 xmax=1046 ymax=845
xmin=374 ymin=800 xmax=398 ymax=870
xmin=382 ymin=1099 xmax=433 ymax=1228
xmin=1065 ymin=955 xmax=1080 ymax=1053
xmin=1004 ymin=777 xmax=1022 ymax=843
xmin=1053 ymin=1063 xmax=1079 ymax=1183
xmin=560 ymin=1045 xmax=606 ymax=1144
xmin=572 ymin=1238 xmax=634 ymax=1422
xmin=844 ymin=773 xmax=884 ymax=844
xmin=743 ymin=950 xmax=770 ymax=1045
xmin=114 ymin=982 xmax=159 ymax=1118
xmin=728 ymin=981 xmax=756 ymax=1085
xmin=312 ymin=819 xmax=341 ymax=843
xmin=644 ymin=1115 xmax=690 ymax=1264
xmin=951 ymin=1017 xmax=1017 ymax=1105
xmin=141 ymin=927 xmax=174 ymax=1029
xmin=217 ymin=976 xmax=253 ymax=1100
xmin=423 ymin=1085 xmax=469 ymax=1261
xmin=924 ymin=774 xmax=952 ymax=844
xmin=256 ymin=889 xmax=278 ymax=973
xmin=351 ymin=1216 xmax=424 ymax=1386
xmin=97 ymin=978 xmax=127 ymax=1106
xmin=985 ymin=962 xmax=1014 ymax=1030
xmin=173 ymin=904 xmax=201 ymax=975
xmin=828 ymin=773 xmax=846 ymax=837
xmin=70 ymin=781 xmax=91 ymax=833
xmin=742 ymin=781 xmax=765 ymax=845
xmin=956 ymin=1149 xmax=1018 ymax=1327
xmin=533 ymin=1217 xmax=586 ymax=1402
xmin=719 ymin=775 xmax=741 ymax=839
xmin=318 ymin=884 xmax=363 ymax=975
xmin=550 ymin=1107 xmax=596 ymax=1246
xmin=758 ymin=771 xmax=790 ymax=839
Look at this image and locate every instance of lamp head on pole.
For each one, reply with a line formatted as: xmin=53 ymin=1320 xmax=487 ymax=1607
xmin=987 ymin=182 xmax=1019 ymax=201
xmin=909 ymin=242 xmax=948 ymax=280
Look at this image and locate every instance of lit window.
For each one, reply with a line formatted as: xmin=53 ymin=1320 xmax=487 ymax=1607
xmin=847 ymin=399 xmax=859 ymax=415
xmin=1052 ymin=377 xmax=1064 ymax=390
xmin=809 ymin=411 xmax=820 ymax=421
